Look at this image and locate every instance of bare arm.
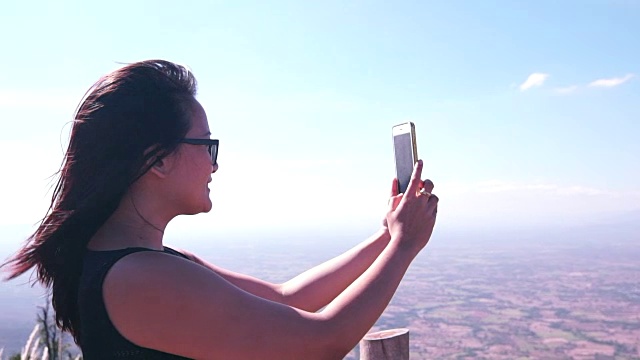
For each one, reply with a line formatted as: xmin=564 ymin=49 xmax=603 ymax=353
xmin=177 ymin=179 xmax=405 ymax=312
xmin=107 ymin=234 xmax=426 ymax=359
xmin=178 ymin=228 xmax=391 ymax=312
xmin=280 ymin=228 xmax=390 ymax=311
xmin=105 ymin=161 xmax=438 ymax=359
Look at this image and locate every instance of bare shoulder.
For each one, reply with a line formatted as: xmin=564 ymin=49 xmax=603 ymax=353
xmin=103 ymin=250 xmax=336 ymax=359
xmin=104 ymin=250 xmax=206 ymax=303
xmin=103 ymin=250 xmax=219 ymax=340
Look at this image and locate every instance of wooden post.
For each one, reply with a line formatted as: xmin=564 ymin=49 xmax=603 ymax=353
xmin=359 ymin=328 xmax=410 ymax=360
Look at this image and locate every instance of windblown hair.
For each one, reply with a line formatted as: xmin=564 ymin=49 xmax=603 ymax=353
xmin=1 ymin=60 xmax=197 ymax=341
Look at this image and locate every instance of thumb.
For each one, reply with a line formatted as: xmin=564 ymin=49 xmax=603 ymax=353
xmin=388 ymin=194 xmax=403 ymax=212
xmin=390 ymin=178 xmax=399 ymax=197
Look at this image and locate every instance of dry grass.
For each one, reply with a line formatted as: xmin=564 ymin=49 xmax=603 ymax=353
xmin=0 ymin=325 xmax=81 ymax=360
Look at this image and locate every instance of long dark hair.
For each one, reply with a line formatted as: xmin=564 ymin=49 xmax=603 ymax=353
xmin=1 ymin=60 xmax=197 ymax=340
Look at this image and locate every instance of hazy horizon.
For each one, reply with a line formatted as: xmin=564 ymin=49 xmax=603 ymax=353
xmin=1 ymin=216 xmax=638 ymax=357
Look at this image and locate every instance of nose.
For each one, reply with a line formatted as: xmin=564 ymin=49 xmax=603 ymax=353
xmin=212 ymin=163 xmax=219 ymax=173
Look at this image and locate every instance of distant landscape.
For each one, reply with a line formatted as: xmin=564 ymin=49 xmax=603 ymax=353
xmin=1 ymin=220 xmax=639 ymax=359
xmin=357 ymin=222 xmax=640 ymax=359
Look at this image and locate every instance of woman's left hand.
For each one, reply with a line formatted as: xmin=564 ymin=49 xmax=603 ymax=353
xmin=382 ymin=177 xmax=435 ymax=233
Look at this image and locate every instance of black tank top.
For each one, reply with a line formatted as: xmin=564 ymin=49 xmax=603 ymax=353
xmin=78 ymin=246 xmax=192 ymax=359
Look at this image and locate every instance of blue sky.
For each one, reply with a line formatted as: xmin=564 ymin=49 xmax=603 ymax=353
xmin=0 ymin=0 xmax=638 ymax=240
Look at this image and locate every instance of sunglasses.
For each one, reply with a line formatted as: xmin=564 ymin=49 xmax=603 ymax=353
xmin=179 ymin=138 xmax=219 ymax=165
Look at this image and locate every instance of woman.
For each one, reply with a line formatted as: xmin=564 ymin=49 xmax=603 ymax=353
xmin=2 ymin=60 xmax=438 ymax=359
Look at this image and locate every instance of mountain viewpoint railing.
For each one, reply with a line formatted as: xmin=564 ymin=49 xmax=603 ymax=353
xmin=359 ymin=328 xmax=410 ymax=360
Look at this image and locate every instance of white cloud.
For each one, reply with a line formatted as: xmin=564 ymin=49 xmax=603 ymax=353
xmin=434 ymin=180 xmax=640 ymax=229
xmin=554 ymin=85 xmax=579 ymax=95
xmin=588 ymin=74 xmax=634 ymax=88
xmin=519 ymin=73 xmax=549 ymax=91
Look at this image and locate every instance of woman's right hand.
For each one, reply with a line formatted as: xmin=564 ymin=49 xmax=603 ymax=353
xmin=385 ymin=160 xmax=439 ymax=254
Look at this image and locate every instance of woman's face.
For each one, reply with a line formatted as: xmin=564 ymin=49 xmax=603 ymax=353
xmin=166 ymin=100 xmax=218 ymax=215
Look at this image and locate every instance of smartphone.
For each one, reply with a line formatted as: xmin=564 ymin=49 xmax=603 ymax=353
xmin=392 ymin=122 xmax=418 ymax=194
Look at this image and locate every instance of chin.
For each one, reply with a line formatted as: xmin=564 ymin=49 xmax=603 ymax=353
xmin=182 ymin=199 xmax=212 ymax=215
xmin=203 ymin=201 xmax=213 ymax=213
xmin=202 ymin=198 xmax=213 ymax=213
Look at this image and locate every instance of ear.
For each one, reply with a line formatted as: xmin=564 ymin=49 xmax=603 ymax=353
xmin=148 ymin=156 xmax=170 ymax=179
xmin=144 ymin=146 xmax=175 ymax=179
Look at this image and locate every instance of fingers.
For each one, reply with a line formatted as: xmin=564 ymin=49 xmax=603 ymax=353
xmin=387 ymin=178 xmax=401 ymax=213
xmin=403 ymin=160 xmax=423 ymax=200
xmin=421 ymin=179 xmax=435 ymax=194
xmin=426 ymin=194 xmax=439 ymax=215
xmin=388 ymin=194 xmax=403 ymax=212
xmin=390 ymin=178 xmax=399 ymax=197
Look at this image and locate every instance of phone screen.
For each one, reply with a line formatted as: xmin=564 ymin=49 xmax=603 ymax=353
xmin=394 ymin=132 xmax=415 ymax=194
